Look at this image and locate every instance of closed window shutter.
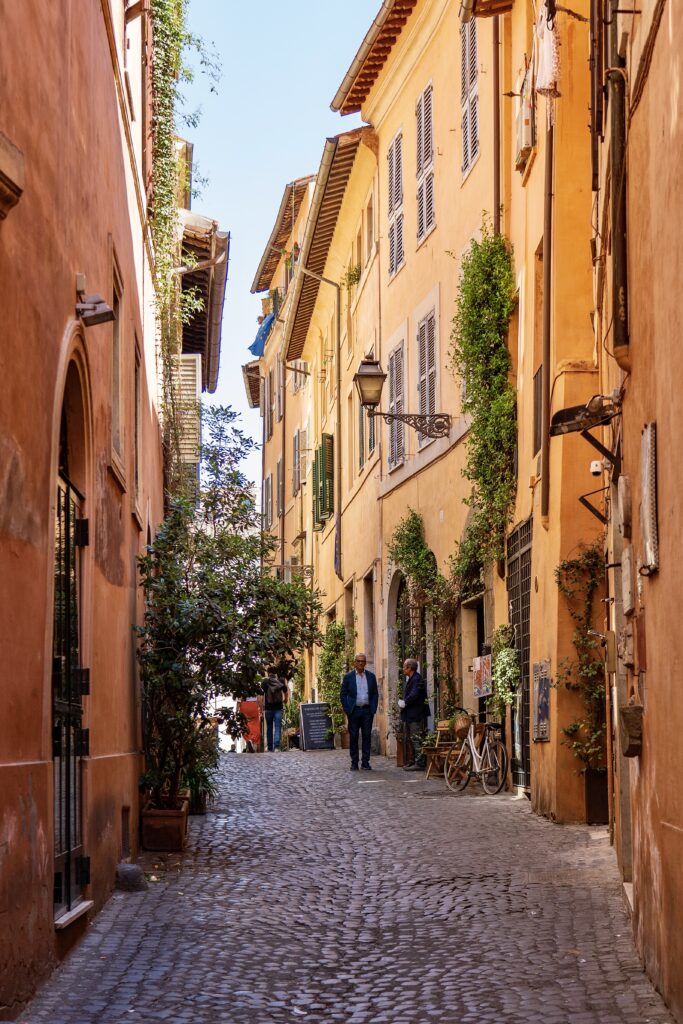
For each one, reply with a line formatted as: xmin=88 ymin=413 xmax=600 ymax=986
xmin=388 ymin=350 xmax=397 ymax=465
xmin=470 ymin=94 xmax=479 ymax=161
xmin=425 ymin=172 xmax=435 ymax=231
xmin=360 ymin=397 xmax=366 ymax=468
xmin=462 ymin=22 xmax=479 ymax=174
xmin=300 ymin=427 xmax=307 ymax=479
xmin=469 ymin=21 xmax=477 ymax=88
xmin=321 ymin=434 xmax=334 ymax=519
xmin=389 ymin=219 xmax=396 ymax=277
xmin=395 ymin=345 xmax=405 ymax=463
xmin=427 ymin=313 xmax=437 ymax=417
xmin=417 ymin=181 xmax=426 ymax=240
xmin=394 ymin=134 xmax=403 ymax=210
xmin=396 ymin=213 xmax=404 ymax=268
xmin=423 ymin=86 xmax=433 ymax=169
xmin=293 ymin=431 xmax=300 ymax=495
xmin=461 ymin=27 xmax=468 ymax=102
xmin=368 ymin=408 xmax=376 ymax=453
xmin=177 ymin=354 xmax=201 ymax=467
xmin=312 ymin=449 xmax=321 ymax=529
xmin=418 ymin=320 xmax=428 ymax=426
xmin=388 ymin=144 xmax=395 ymax=217
xmin=276 ymin=459 xmax=283 ymax=516
xmin=462 ymin=107 xmax=470 ymax=173
xmin=276 ymin=359 xmax=283 ymax=421
xmin=416 ymin=95 xmax=424 ymax=177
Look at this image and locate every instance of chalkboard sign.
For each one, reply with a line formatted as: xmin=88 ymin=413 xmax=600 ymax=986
xmin=299 ymin=702 xmax=335 ymax=751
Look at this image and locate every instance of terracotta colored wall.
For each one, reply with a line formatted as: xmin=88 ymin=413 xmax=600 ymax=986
xmin=0 ymin=1 xmax=163 ymax=1015
xmin=615 ymin=8 xmax=683 ymax=1017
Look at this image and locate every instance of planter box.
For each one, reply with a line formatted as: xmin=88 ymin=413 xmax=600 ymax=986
xmin=141 ymin=798 xmax=189 ymax=852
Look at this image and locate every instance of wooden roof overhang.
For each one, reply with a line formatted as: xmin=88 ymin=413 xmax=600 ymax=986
xmin=331 ymin=0 xmax=419 ymax=115
xmin=251 ymin=175 xmax=315 ymax=294
xmin=179 ymin=210 xmax=229 ymax=394
xmin=460 ymin=0 xmax=514 ymax=21
xmin=241 ymin=360 xmax=261 ymax=409
xmin=284 ymin=128 xmax=372 ymax=362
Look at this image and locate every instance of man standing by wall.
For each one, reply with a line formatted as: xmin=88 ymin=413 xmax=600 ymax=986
xmin=340 ymin=653 xmax=378 ymax=771
xmin=399 ymin=659 xmax=430 ymax=771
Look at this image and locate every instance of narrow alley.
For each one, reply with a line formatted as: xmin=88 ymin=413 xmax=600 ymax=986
xmin=20 ymin=752 xmax=674 ymax=1024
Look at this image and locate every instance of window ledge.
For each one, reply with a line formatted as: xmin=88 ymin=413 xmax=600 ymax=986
xmin=108 ymin=451 xmax=127 ymax=494
xmin=54 ymin=900 xmax=94 ymax=931
xmin=131 ymin=503 xmax=143 ymax=532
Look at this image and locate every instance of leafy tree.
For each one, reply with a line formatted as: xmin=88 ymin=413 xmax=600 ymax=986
xmin=137 ymin=406 xmax=322 ymax=806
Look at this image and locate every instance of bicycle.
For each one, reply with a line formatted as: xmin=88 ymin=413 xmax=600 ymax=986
xmin=443 ymin=709 xmax=508 ymax=795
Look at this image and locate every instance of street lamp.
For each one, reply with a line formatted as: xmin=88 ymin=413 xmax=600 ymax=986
xmin=353 ymin=356 xmax=451 ymax=440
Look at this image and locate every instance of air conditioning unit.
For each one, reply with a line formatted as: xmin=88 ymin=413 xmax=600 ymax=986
xmin=515 ymin=74 xmax=533 ymax=171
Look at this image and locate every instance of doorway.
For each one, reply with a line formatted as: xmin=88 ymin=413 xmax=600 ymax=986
xmin=507 ymin=518 xmax=533 ymax=790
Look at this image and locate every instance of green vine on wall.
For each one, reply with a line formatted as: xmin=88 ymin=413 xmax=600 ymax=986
xmin=317 ymin=622 xmax=354 ymax=736
xmin=450 ymin=219 xmax=517 ymax=569
xmin=554 ymin=542 xmax=606 ymax=770
xmin=149 ymin=0 xmax=219 ymax=496
xmin=488 ymin=624 xmax=520 ymax=721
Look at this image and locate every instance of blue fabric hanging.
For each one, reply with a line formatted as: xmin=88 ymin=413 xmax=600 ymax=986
xmin=248 ymin=313 xmax=275 ymax=357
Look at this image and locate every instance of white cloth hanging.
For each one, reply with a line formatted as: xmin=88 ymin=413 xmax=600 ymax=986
xmin=536 ymin=3 xmax=561 ymax=99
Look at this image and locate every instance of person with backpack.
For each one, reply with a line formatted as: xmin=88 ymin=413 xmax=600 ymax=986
xmin=260 ymin=668 xmax=289 ymax=752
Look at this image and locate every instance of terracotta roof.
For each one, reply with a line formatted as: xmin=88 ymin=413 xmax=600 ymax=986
xmin=284 ymin=128 xmax=375 ymax=362
xmin=331 ymin=0 xmax=419 ymax=115
xmin=179 ymin=210 xmax=229 ymax=394
xmin=251 ymin=175 xmax=315 ymax=293
xmin=460 ymin=0 xmax=513 ymax=20
xmin=242 ymin=360 xmax=261 ymax=409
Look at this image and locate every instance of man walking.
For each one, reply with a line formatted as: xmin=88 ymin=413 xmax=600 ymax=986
xmin=399 ymin=658 xmax=430 ymax=771
xmin=340 ymin=653 xmax=378 ymax=771
xmin=260 ymin=667 xmax=288 ymax=752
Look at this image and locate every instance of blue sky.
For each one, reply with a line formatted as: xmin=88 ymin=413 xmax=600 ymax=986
xmin=184 ymin=0 xmax=371 ymax=482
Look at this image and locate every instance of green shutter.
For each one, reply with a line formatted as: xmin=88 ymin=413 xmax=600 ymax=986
xmin=321 ymin=433 xmax=334 ymax=519
xmin=312 ymin=447 xmax=322 ymax=531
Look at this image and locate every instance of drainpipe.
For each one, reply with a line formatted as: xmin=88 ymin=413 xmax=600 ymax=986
xmin=540 ymin=122 xmax=554 ymax=522
xmin=608 ymin=2 xmax=629 ymax=370
xmin=493 ymin=16 xmax=501 ymax=235
xmin=280 ymin=353 xmax=286 ymax=569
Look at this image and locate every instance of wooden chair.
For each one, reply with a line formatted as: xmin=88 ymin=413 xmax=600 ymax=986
xmin=425 ymin=719 xmax=459 ymax=779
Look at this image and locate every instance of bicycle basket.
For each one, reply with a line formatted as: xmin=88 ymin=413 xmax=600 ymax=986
xmin=452 ymin=713 xmax=471 ymax=740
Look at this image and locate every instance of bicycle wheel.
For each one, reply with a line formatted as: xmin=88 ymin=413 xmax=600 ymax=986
xmin=481 ymin=738 xmax=508 ymax=795
xmin=444 ymin=742 xmax=472 ymax=792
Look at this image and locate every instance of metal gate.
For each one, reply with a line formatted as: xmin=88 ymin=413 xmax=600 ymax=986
xmin=52 ymin=476 xmax=88 ymax=916
xmin=507 ymin=518 xmax=533 ymax=790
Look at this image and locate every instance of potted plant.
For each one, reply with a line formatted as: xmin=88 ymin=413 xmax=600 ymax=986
xmin=555 ymin=542 xmax=608 ymax=824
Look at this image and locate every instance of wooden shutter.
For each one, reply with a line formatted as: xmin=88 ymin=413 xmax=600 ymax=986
xmin=178 ymin=354 xmax=201 ymax=466
xmin=394 ymin=134 xmax=403 ymax=210
xmin=358 ymin=399 xmax=365 ymax=470
xmin=368 ymin=407 xmax=376 ymax=453
xmin=427 ymin=312 xmax=437 ymax=418
xmin=416 ymin=94 xmax=424 ymax=177
xmin=425 ymin=172 xmax=435 ymax=231
xmin=470 ymin=94 xmax=479 ymax=162
xmin=395 ymin=345 xmax=405 ymax=463
xmin=312 ymin=448 xmax=321 ymax=530
xmin=462 ymin=106 xmax=470 ymax=173
xmin=389 ymin=219 xmax=396 ymax=277
xmin=300 ymin=427 xmax=307 ymax=479
xmin=388 ymin=350 xmax=397 ymax=465
xmin=293 ymin=431 xmax=300 ymax=495
xmin=469 ymin=22 xmax=477 ymax=89
xmin=396 ymin=213 xmax=404 ymax=269
xmin=423 ymin=86 xmax=433 ymax=169
xmin=276 ymin=459 xmax=283 ymax=517
xmin=321 ymin=433 xmax=334 ymax=519
xmin=276 ymin=359 xmax=283 ymax=421
xmin=461 ymin=26 xmax=468 ymax=103
xmin=418 ymin=319 xmax=428 ymax=421
xmin=388 ymin=142 xmax=395 ymax=217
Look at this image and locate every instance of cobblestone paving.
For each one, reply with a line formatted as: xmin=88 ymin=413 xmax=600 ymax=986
xmin=21 ymin=751 xmax=675 ymax=1024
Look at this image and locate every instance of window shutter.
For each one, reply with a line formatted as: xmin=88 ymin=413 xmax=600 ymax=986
xmin=394 ymin=134 xmax=403 ymax=210
xmin=388 ymin=351 xmax=396 ymax=465
xmin=425 ymin=172 xmax=435 ymax=231
xmin=177 ymin=354 xmax=201 ymax=467
xmin=368 ymin=408 xmax=376 ymax=453
xmin=462 ymin=107 xmax=470 ymax=173
xmin=276 ymin=459 xmax=283 ymax=517
xmin=427 ymin=313 xmax=437 ymax=418
xmin=461 ymin=27 xmax=468 ymax=102
xmin=416 ymin=95 xmax=424 ymax=177
xmin=322 ymin=433 xmax=334 ymax=519
xmin=259 ymin=376 xmax=265 ymax=418
xmin=359 ymin=399 xmax=365 ymax=470
xmin=423 ymin=86 xmax=433 ymax=169
xmin=418 ymin=319 xmax=427 ymax=419
xmin=469 ymin=22 xmax=477 ymax=88
xmin=312 ymin=448 xmax=321 ymax=530
xmin=276 ymin=359 xmax=283 ymax=421
xmin=300 ymin=427 xmax=308 ymax=479
xmin=396 ymin=213 xmax=404 ymax=269
xmin=388 ymin=143 xmax=395 ymax=217
xmin=470 ymin=94 xmax=479 ymax=161
xmin=395 ymin=345 xmax=405 ymax=463
xmin=389 ymin=219 xmax=396 ymax=277
xmin=417 ymin=181 xmax=425 ymax=241
xmin=293 ymin=431 xmax=300 ymax=495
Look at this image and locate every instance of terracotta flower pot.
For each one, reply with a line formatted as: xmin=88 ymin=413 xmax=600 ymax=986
xmin=141 ymin=798 xmax=189 ymax=852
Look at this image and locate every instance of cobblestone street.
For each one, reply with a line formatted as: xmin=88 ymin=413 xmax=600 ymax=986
xmin=21 ymin=752 xmax=674 ymax=1024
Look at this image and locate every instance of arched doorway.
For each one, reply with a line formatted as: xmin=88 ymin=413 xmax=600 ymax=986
xmin=52 ymin=361 xmax=90 ymax=917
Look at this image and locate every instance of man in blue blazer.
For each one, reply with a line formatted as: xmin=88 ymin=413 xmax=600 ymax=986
xmin=340 ymin=652 xmax=379 ymax=771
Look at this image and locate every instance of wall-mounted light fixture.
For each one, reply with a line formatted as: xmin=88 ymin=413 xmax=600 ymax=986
xmin=354 ymin=355 xmax=451 ymax=439
xmin=75 ymin=273 xmax=115 ymax=327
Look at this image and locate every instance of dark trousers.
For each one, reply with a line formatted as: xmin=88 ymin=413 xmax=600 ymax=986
xmin=348 ymin=706 xmax=373 ymax=767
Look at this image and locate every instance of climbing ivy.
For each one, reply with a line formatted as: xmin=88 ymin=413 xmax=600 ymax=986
xmin=317 ymin=622 xmax=354 ymax=736
xmin=488 ymin=624 xmax=520 ymax=721
xmin=450 ymin=219 xmax=517 ymax=567
xmin=554 ymin=542 xmax=606 ymax=770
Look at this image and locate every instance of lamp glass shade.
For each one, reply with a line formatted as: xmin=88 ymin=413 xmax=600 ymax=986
xmin=354 ymin=357 xmax=386 ymax=409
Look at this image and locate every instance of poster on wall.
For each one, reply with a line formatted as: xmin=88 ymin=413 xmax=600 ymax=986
xmin=473 ymin=654 xmax=492 ymax=698
xmin=533 ymin=660 xmax=551 ymax=742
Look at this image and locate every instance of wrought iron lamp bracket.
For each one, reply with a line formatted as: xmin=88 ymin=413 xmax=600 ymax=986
xmin=367 ymin=410 xmax=451 ymax=439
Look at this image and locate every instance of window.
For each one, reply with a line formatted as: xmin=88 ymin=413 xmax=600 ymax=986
xmin=387 ymin=132 xmax=404 ymax=277
xmin=417 ymin=311 xmax=437 ymax=447
xmin=292 ymin=428 xmax=306 ymax=496
xmin=111 ymin=279 xmax=122 ymax=460
xmin=366 ymin=195 xmax=374 ymax=263
xmin=461 ymin=21 xmax=479 ymax=176
xmin=265 ymin=369 xmax=274 ymax=440
xmin=276 ymin=459 xmax=283 ymax=517
xmin=388 ymin=343 xmax=405 ymax=466
xmin=312 ymin=434 xmax=334 ymax=529
xmin=263 ymin=474 xmax=273 ymax=529
xmin=533 ymin=366 xmax=543 ymax=456
xmin=358 ymin=395 xmax=366 ymax=471
xmin=416 ymin=84 xmax=435 ymax=241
